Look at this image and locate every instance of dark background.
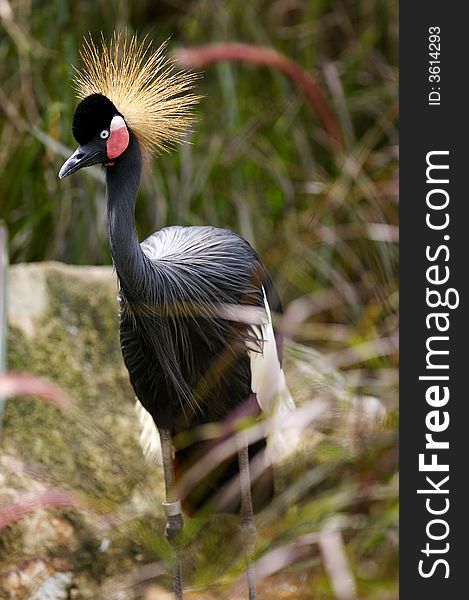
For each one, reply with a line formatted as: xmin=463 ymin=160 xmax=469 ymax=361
xmin=401 ymin=1 xmax=467 ymax=597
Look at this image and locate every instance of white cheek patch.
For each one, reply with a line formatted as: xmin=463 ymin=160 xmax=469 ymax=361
xmin=106 ymin=115 xmax=129 ymax=160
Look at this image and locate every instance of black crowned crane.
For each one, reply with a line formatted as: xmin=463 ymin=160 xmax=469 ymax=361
xmin=59 ymin=32 xmax=295 ymax=600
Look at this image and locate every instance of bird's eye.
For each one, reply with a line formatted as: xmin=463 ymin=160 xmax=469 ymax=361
xmin=100 ymin=129 xmax=109 ymax=139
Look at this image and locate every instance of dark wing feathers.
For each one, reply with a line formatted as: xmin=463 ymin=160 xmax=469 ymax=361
xmin=119 ymin=225 xmax=278 ymax=513
xmin=119 ymin=226 xmax=273 ymax=425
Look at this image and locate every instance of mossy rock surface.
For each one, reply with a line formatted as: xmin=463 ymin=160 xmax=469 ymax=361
xmin=1 ymin=262 xmax=165 ymax=599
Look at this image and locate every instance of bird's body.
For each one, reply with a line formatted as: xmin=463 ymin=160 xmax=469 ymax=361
xmin=120 ymin=224 xmax=272 ymax=431
xmin=120 ymin=225 xmax=279 ymax=513
xmin=59 ymin=32 xmax=294 ymax=599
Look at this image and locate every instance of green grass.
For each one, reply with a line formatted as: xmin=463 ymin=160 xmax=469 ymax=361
xmin=0 ymin=1 xmax=398 ymax=597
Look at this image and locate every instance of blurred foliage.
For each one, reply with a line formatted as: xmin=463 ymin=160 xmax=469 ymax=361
xmin=0 ymin=0 xmax=398 ymax=598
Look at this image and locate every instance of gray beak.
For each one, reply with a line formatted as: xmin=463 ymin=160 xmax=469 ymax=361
xmin=58 ymin=142 xmax=102 ymax=179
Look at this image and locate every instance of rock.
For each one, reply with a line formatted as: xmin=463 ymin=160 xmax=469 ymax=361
xmin=7 ymin=262 xmax=48 ymax=339
xmin=28 ymin=571 xmax=73 ymax=600
xmin=0 ymin=558 xmax=71 ymax=600
xmin=1 ymin=261 xmax=164 ymax=599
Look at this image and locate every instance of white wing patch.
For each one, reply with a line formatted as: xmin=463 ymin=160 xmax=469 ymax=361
xmin=135 ymin=285 xmax=296 ymax=466
xmin=247 ymin=288 xmax=296 ymax=463
xmin=135 ymin=400 xmax=162 ymax=464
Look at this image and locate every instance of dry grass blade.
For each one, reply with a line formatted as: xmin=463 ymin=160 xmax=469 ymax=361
xmin=96 ymin=562 xmax=167 ymax=600
xmin=319 ymin=518 xmax=357 ymax=600
xmin=176 ymin=399 xmax=328 ymax=506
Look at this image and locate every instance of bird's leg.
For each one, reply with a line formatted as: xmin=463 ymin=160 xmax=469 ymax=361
xmin=237 ymin=432 xmax=257 ymax=600
xmin=160 ymin=428 xmax=184 ymax=600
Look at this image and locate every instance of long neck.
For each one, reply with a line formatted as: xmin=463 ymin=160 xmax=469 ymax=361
xmin=106 ymin=132 xmax=148 ymax=294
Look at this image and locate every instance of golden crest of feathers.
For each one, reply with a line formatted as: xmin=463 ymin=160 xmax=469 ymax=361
xmin=74 ymin=31 xmax=200 ymax=155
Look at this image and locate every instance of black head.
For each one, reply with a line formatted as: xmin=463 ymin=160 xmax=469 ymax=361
xmin=72 ymin=93 xmax=119 ymax=145
xmin=59 ymin=93 xmax=130 ymax=179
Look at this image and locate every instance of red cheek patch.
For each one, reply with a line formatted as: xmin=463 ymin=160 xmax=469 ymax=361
xmin=106 ymin=115 xmax=129 ymax=160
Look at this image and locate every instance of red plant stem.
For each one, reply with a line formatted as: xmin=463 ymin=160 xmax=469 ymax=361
xmin=174 ymin=43 xmax=343 ymax=150
xmin=0 ymin=489 xmax=89 ymax=530
xmin=0 ymin=373 xmax=72 ymax=411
